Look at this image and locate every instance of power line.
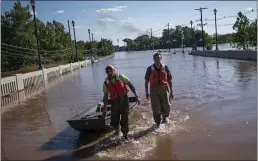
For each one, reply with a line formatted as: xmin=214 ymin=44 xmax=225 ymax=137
xmin=1 ymin=46 xmax=34 ymax=54
xmin=1 ymin=46 xmax=74 ymax=55
xmin=1 ymin=43 xmax=37 ymax=51
xmin=199 ymin=8 xmax=257 ymax=22
xmin=204 ymin=1 xmax=223 ymax=8
xmin=1 ymin=49 xmax=74 ymax=58
xmin=1 ymin=43 xmax=74 ymax=53
xmin=1 ymin=51 xmax=38 ymax=59
xmin=207 ymin=23 xmax=235 ymax=27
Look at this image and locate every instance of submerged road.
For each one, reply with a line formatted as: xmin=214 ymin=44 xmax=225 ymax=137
xmin=2 ymin=48 xmax=257 ymax=160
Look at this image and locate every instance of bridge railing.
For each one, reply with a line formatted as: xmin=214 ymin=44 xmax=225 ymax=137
xmin=1 ymin=60 xmax=91 ymax=97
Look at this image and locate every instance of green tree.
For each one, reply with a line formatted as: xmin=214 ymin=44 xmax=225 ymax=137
xmin=248 ymin=19 xmax=257 ymax=47
xmin=121 ymin=24 xmax=214 ymax=52
xmin=232 ymin=11 xmax=250 ymax=50
xmin=1 ymin=0 xmax=114 ymax=72
xmin=1 ymin=0 xmax=36 ymax=70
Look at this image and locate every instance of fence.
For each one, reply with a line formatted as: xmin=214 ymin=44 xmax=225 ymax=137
xmin=1 ymin=72 xmax=65 ymax=114
xmin=1 ymin=60 xmax=91 ymax=97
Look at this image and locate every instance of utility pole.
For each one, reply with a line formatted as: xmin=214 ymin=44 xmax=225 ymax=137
xmin=150 ymin=28 xmax=154 ymax=51
xmin=181 ymin=30 xmax=184 ymax=53
xmin=88 ymin=29 xmax=91 ymax=42
xmin=214 ymin=8 xmax=218 ymax=50
xmin=195 ymin=7 xmax=207 ymax=51
xmin=190 ymin=20 xmax=194 ymax=51
xmin=30 ymin=0 xmax=43 ymax=70
xmin=91 ymin=33 xmax=94 ymax=58
xmin=88 ymin=29 xmax=92 ymax=58
xmin=101 ymin=37 xmax=106 ymax=54
xmin=68 ymin=20 xmax=73 ymax=62
xmin=168 ymin=23 xmax=170 ymax=52
xmin=71 ymin=20 xmax=78 ymax=62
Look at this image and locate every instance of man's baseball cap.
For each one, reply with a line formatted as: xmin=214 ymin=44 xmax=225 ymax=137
xmin=153 ymin=52 xmax=162 ymax=58
xmin=105 ymin=65 xmax=115 ymax=71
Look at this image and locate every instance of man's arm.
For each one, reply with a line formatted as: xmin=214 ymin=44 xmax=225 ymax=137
xmin=165 ymin=65 xmax=173 ymax=93
xmin=127 ymin=82 xmax=137 ymax=97
xmin=103 ymin=92 xmax=109 ymax=111
xmin=119 ymin=74 xmax=138 ymax=97
xmin=144 ymin=67 xmax=151 ymax=95
xmin=103 ymin=83 xmax=109 ymax=112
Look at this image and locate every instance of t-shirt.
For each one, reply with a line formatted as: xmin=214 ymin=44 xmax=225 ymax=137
xmin=144 ymin=64 xmax=172 ymax=81
xmin=103 ymin=74 xmax=129 ymax=93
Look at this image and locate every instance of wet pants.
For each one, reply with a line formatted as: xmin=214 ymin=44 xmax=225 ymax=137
xmin=110 ymin=95 xmax=129 ymax=135
xmin=150 ymin=85 xmax=171 ymax=124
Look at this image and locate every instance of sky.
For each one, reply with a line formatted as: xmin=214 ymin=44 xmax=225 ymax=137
xmin=2 ymin=1 xmax=257 ymax=46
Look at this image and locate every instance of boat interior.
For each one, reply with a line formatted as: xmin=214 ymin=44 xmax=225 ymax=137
xmin=79 ymin=96 xmax=138 ymax=120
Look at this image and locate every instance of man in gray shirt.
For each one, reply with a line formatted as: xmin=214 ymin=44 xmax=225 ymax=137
xmin=144 ymin=53 xmax=174 ymax=127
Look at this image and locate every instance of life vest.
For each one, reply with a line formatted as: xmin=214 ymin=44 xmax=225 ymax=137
xmin=105 ymin=74 xmax=128 ymax=99
xmin=149 ymin=64 xmax=168 ymax=87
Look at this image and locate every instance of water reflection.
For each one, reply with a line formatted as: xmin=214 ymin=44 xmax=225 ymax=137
xmin=202 ymin=60 xmax=206 ymax=72
xmin=1 ymin=85 xmax=43 ymax=112
xmin=182 ymin=52 xmax=185 ymax=59
xmin=234 ymin=61 xmax=255 ymax=78
xmin=214 ymin=60 xmax=223 ymax=113
xmin=233 ymin=61 xmax=256 ymax=90
xmin=216 ymin=60 xmax=220 ymax=72
xmin=192 ymin=55 xmax=197 ymax=71
xmin=2 ymin=93 xmax=52 ymax=133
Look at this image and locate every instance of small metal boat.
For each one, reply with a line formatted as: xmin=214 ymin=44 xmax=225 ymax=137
xmin=66 ymin=95 xmax=140 ymax=132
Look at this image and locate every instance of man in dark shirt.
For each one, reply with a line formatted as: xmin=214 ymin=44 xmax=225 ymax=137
xmin=144 ymin=53 xmax=174 ymax=127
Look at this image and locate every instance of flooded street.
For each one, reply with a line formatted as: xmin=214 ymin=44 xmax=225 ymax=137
xmin=2 ymin=49 xmax=257 ymax=160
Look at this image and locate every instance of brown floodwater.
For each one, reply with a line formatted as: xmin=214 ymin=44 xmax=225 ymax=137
xmin=1 ymin=48 xmax=257 ymax=160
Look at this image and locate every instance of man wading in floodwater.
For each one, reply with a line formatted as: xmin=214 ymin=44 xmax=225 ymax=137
xmin=102 ymin=65 xmax=140 ymax=139
xmin=144 ymin=53 xmax=174 ymax=127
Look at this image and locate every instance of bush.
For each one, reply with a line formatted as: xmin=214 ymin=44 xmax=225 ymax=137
xmin=206 ymin=43 xmax=212 ymax=50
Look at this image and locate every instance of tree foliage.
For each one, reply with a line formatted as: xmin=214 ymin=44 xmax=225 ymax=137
xmin=1 ymin=0 xmax=114 ymax=71
xmin=213 ymin=33 xmax=233 ymax=44
xmin=231 ymin=12 xmax=256 ymax=50
xmin=123 ymin=11 xmax=256 ymax=51
xmin=123 ymin=25 xmax=213 ymax=51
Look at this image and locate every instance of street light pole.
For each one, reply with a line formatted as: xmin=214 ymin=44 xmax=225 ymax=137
xmin=71 ymin=20 xmax=78 ymax=62
xmin=214 ymin=8 xmax=219 ymax=50
xmin=168 ymin=23 xmax=170 ymax=52
xmin=190 ymin=20 xmax=194 ymax=51
xmin=88 ymin=29 xmax=92 ymax=54
xmin=88 ymin=29 xmax=91 ymax=42
xmin=181 ymin=30 xmax=184 ymax=53
xmin=30 ymin=0 xmax=43 ymax=70
xmin=67 ymin=20 xmax=73 ymax=62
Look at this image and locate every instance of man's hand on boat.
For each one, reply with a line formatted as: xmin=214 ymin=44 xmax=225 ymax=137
xmin=102 ymin=107 xmax=107 ymax=117
xmin=126 ymin=81 xmax=140 ymax=105
xmin=136 ymin=96 xmax=140 ymax=105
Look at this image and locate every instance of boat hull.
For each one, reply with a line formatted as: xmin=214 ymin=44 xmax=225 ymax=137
xmin=67 ymin=117 xmax=111 ymax=131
